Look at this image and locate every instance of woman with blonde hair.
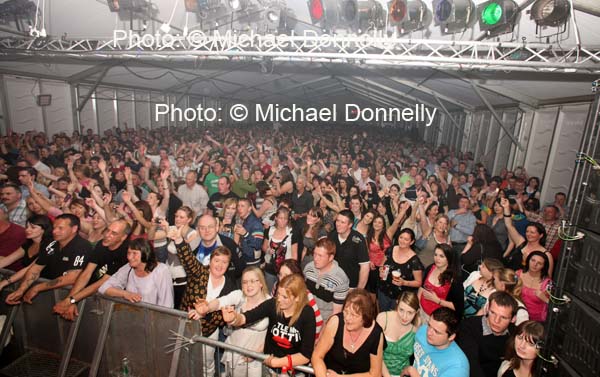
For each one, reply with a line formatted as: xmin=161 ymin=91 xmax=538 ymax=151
xmin=190 ymin=266 xmax=270 ymax=377
xmin=219 ymin=197 xmax=238 ymax=239
xmin=376 ymin=291 xmax=420 ymax=377
xmin=222 ymin=273 xmax=316 ymax=373
xmin=492 ymin=268 xmax=529 ymax=325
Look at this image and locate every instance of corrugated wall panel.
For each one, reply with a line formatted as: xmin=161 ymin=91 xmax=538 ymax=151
xmin=5 ymin=77 xmax=44 ymax=133
xmin=96 ymin=87 xmax=117 ymax=134
xmin=493 ymin=110 xmax=519 ymax=175
xmin=135 ymin=91 xmax=151 ymax=129
xmin=117 ymin=89 xmax=135 ymax=129
xmin=541 ymin=104 xmax=591 ymax=204
xmin=150 ymin=92 xmax=166 ymax=129
xmin=41 ymin=81 xmax=74 ymax=136
xmin=523 ymin=108 xmax=559 ymax=180
xmin=78 ymin=85 xmax=98 ymax=134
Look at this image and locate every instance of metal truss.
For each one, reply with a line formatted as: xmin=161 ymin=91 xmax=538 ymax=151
xmin=1 ymin=33 xmax=600 ymax=74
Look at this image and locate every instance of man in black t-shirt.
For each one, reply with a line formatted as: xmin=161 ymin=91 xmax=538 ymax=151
xmin=53 ymin=219 xmax=130 ymax=320
xmin=327 ymin=210 xmax=369 ymax=289
xmin=5 ymin=214 xmax=92 ymax=305
xmin=206 ymin=176 xmax=239 ymax=218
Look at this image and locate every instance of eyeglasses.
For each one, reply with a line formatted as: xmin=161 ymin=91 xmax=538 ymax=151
xmin=242 ymin=279 xmax=260 ymax=285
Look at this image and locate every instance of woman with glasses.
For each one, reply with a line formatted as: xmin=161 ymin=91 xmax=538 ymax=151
xmin=222 ymin=273 xmax=316 ymax=374
xmin=311 ymin=289 xmax=384 ymax=377
xmin=190 ymin=266 xmax=270 ymax=377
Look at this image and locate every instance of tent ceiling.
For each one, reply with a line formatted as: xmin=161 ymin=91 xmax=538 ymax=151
xmin=0 ymin=0 xmax=598 ymax=111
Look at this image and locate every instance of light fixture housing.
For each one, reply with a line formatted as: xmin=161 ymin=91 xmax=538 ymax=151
xmin=357 ymin=0 xmax=385 ymax=33
xmin=477 ymin=0 xmax=518 ymax=36
xmin=530 ymin=0 xmax=570 ymax=27
xmin=226 ymin=0 xmax=248 ymax=11
xmin=308 ymin=0 xmax=359 ymax=32
xmin=388 ymin=0 xmax=429 ymax=34
xmin=107 ymin=0 xmax=148 ymax=12
xmin=432 ymin=0 xmax=475 ymax=34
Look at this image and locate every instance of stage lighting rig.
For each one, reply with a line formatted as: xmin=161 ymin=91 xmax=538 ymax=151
xmin=357 ymin=0 xmax=385 ymax=33
xmin=107 ymin=0 xmax=149 ymax=12
xmin=388 ymin=0 xmax=429 ymax=34
xmin=530 ymin=0 xmax=570 ymax=27
xmin=477 ymin=0 xmax=518 ymax=37
xmin=308 ymin=0 xmax=359 ymax=32
xmin=432 ymin=0 xmax=475 ymax=34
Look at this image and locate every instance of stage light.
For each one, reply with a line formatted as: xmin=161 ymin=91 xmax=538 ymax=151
xmin=308 ymin=0 xmax=359 ymax=32
xmin=357 ymin=0 xmax=385 ymax=32
xmin=227 ymin=0 xmax=248 ymax=11
xmin=432 ymin=0 xmax=475 ymax=34
xmin=388 ymin=0 xmax=429 ymax=34
xmin=107 ymin=0 xmax=148 ymax=12
xmin=531 ymin=0 xmax=570 ymax=27
xmin=477 ymin=0 xmax=518 ymax=36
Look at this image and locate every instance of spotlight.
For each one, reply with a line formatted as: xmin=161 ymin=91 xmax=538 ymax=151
xmin=107 ymin=0 xmax=148 ymax=12
xmin=388 ymin=0 xmax=429 ymax=34
xmin=184 ymin=0 xmax=225 ymax=12
xmin=531 ymin=0 xmax=570 ymax=27
xmin=308 ymin=0 xmax=359 ymax=32
xmin=357 ymin=0 xmax=385 ymax=32
xmin=477 ymin=0 xmax=518 ymax=36
xmin=432 ymin=0 xmax=475 ymax=34
xmin=226 ymin=0 xmax=248 ymax=11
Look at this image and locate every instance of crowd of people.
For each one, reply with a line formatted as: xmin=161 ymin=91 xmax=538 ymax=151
xmin=0 ymin=124 xmax=565 ymax=377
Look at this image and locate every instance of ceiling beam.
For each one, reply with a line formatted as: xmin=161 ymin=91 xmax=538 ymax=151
xmin=470 ymin=81 xmax=525 ymax=151
xmin=348 ymin=76 xmax=439 ymax=109
xmin=67 ymin=62 xmax=120 ymax=84
xmin=438 ymin=69 xmax=539 ymax=108
xmin=344 ymin=87 xmax=400 ymax=109
xmin=248 ymin=76 xmax=334 ymax=102
xmin=338 ymin=77 xmax=414 ymax=107
xmin=340 ymin=81 xmax=404 ymax=108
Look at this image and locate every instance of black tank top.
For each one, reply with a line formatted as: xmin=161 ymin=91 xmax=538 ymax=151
xmin=323 ymin=313 xmax=384 ymax=375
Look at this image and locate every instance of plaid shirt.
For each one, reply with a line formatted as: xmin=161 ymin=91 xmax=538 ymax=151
xmin=0 ymin=200 xmax=29 ymax=227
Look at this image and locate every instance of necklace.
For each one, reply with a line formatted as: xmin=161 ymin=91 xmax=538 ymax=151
xmin=477 ymin=279 xmax=493 ymax=296
xmin=347 ymin=327 xmax=363 ymax=351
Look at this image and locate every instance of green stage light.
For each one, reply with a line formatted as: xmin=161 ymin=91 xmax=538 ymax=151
xmin=477 ymin=0 xmax=518 ymax=37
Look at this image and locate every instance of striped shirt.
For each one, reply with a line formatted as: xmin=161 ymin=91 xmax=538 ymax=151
xmin=304 ymin=260 xmax=349 ymax=322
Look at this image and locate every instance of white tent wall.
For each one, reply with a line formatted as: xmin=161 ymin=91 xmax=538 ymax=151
xmin=3 ymin=76 xmax=49 ymax=134
xmin=78 ymin=85 xmax=99 ymax=135
xmin=522 ymin=103 xmax=592 ymax=204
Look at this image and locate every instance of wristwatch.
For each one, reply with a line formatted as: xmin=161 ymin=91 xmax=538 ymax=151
xmin=69 ymin=296 xmax=77 ymax=304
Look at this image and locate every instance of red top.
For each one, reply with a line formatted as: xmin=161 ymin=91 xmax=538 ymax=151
xmin=368 ymin=235 xmax=391 ymax=267
xmin=420 ymin=265 xmax=451 ymax=315
xmin=0 ymin=223 xmax=27 ymax=271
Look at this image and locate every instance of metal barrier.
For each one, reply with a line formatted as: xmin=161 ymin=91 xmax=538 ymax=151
xmin=0 ymin=269 xmax=314 ymax=377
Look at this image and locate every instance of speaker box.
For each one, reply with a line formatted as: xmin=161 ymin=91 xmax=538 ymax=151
xmin=549 ymin=295 xmax=600 ymax=377
xmin=564 ymin=229 xmax=600 ymax=312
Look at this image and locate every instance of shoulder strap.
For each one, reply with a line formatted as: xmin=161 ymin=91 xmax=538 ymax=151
xmin=384 ymin=311 xmax=388 ymax=331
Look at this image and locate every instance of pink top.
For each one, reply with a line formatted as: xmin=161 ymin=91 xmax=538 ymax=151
xmin=420 ymin=265 xmax=451 ymax=315
xmin=517 ymin=270 xmax=551 ymax=322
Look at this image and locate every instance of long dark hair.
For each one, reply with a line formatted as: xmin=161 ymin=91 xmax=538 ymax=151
xmin=366 ymin=214 xmax=388 ymax=250
xmin=526 ymin=222 xmax=547 ymax=247
xmin=436 ymin=243 xmax=456 ymax=285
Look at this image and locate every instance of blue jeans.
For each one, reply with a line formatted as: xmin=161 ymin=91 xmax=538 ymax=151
xmin=378 ymin=291 xmax=396 ymax=312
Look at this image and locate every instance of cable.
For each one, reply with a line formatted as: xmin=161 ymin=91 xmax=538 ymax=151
xmin=575 ymin=152 xmax=600 ymax=168
xmin=39 ymin=0 xmax=46 ymax=37
xmin=161 ymin=0 xmax=180 ymax=33
xmin=29 ymin=0 xmax=40 ymax=36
